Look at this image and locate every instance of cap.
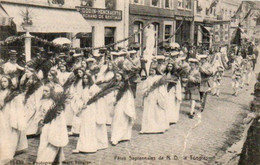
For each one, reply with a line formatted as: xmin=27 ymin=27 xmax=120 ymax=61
xmin=170 ymin=51 xmax=179 ymax=57
xmin=197 ymin=54 xmax=208 ymax=60
xmin=156 ymin=55 xmax=165 ymax=60
xmin=169 ymin=42 xmax=180 ymax=49
xmin=128 ymin=50 xmax=137 ymax=54
xmin=73 ymin=53 xmax=84 ymax=57
xmin=86 ymin=57 xmax=96 ymax=62
xmin=111 ymin=51 xmax=127 ymax=56
xmin=188 ymin=58 xmax=199 ymax=63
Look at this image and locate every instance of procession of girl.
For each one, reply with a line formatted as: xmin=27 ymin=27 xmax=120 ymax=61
xmin=0 ymin=40 xmax=258 ymax=164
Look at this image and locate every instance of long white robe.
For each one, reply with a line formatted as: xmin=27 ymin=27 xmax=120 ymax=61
xmin=69 ymin=80 xmax=83 ymax=133
xmin=36 ymin=111 xmax=68 ymax=163
xmin=0 ymin=91 xmax=13 ymax=163
xmin=76 ymin=85 xmax=108 ymax=152
xmin=26 ymin=98 xmax=54 ymax=136
xmin=97 ymin=70 xmax=115 ymax=125
xmin=2 ymin=93 xmax=28 ymax=157
xmin=141 ymin=76 xmax=169 ymax=133
xmin=165 ymin=73 xmax=177 ymax=124
xmin=111 ymin=89 xmax=136 ymax=144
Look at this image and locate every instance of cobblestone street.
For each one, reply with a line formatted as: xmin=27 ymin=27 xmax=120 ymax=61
xmin=13 ymin=71 xmax=255 ymax=165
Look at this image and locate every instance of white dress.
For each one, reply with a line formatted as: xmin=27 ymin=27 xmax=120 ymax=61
xmin=69 ymin=80 xmax=83 ymax=133
xmin=141 ymin=76 xmax=169 ymax=133
xmin=111 ymin=89 xmax=136 ymax=144
xmin=76 ymin=85 xmax=108 ymax=152
xmin=165 ymin=73 xmax=177 ymax=124
xmin=2 ymin=93 xmax=28 ymax=157
xmin=98 ymin=71 xmax=115 ymax=125
xmin=0 ymin=91 xmax=13 ymax=163
xmin=26 ymin=98 xmax=54 ymax=135
xmin=36 ymin=111 xmax=68 ymax=163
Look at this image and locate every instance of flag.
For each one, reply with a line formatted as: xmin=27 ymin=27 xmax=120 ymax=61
xmin=209 ymin=0 xmax=219 ymax=9
xmin=244 ymin=8 xmax=252 ymax=20
xmin=232 ymin=2 xmax=243 ymax=19
xmin=231 ymin=27 xmax=242 ymax=46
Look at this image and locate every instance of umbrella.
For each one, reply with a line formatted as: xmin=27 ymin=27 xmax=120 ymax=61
xmin=52 ymin=37 xmax=71 ymax=45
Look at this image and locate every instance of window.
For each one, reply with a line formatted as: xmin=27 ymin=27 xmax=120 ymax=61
xmin=185 ymin=0 xmax=191 ymax=9
xmin=105 ymin=0 xmax=116 ymax=10
xmin=164 ymin=25 xmax=172 ymax=41
xmin=132 ymin=0 xmax=142 ymax=4
xmin=151 ymin=0 xmax=160 ymax=7
xmin=206 ymin=8 xmax=209 ymax=15
xmin=105 ymin=27 xmax=116 ymax=46
xmin=178 ymin=0 xmax=183 ymax=8
xmin=81 ymin=0 xmax=93 ymax=7
xmin=133 ymin=21 xmax=143 ymax=43
xmin=165 ymin=0 xmax=170 ymax=8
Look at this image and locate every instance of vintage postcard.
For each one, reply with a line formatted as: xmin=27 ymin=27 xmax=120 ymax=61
xmin=0 ymin=0 xmax=259 ymax=164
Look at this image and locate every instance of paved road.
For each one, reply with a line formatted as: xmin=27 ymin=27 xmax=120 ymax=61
xmin=13 ymin=70 xmax=255 ymax=165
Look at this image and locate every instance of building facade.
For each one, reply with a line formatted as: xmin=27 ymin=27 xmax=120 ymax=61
xmin=194 ymin=0 xmax=241 ymax=49
xmin=75 ymin=0 xmax=129 ymax=53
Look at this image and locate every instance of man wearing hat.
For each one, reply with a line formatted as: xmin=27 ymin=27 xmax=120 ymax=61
xmin=198 ymin=54 xmax=213 ymax=112
xmin=156 ymin=55 xmax=166 ymax=75
xmin=2 ymin=50 xmax=25 ymax=87
xmin=123 ymin=50 xmax=141 ymax=98
xmin=186 ymin=58 xmax=201 ymax=118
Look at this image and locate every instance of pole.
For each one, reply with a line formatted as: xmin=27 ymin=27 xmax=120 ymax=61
xmin=25 ymin=31 xmax=32 ymax=62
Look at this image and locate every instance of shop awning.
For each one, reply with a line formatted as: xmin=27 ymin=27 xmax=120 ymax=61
xmin=0 ymin=1 xmax=91 ymax=33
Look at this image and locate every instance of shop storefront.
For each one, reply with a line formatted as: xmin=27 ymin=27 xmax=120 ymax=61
xmin=76 ymin=0 xmax=129 ymax=54
xmin=0 ymin=0 xmax=91 ymax=58
xmin=175 ymin=15 xmax=194 ymax=45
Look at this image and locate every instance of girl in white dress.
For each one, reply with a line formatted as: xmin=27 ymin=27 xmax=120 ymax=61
xmin=0 ymin=76 xmax=28 ymax=158
xmin=111 ymin=72 xmax=136 ymax=145
xmin=73 ymin=74 xmax=108 ymax=153
xmin=141 ymin=69 xmax=169 ymax=133
xmin=68 ymin=68 xmax=85 ymax=135
xmin=36 ymin=84 xmax=68 ymax=164
xmin=0 ymin=76 xmax=14 ymax=163
xmin=26 ymin=69 xmax=63 ymax=135
xmin=96 ymin=61 xmax=115 ymax=125
xmin=164 ymin=63 xmax=178 ymax=124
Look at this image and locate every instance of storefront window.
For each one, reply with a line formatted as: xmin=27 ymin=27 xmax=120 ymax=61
xmin=151 ymin=0 xmax=159 ymax=7
xmin=105 ymin=0 xmax=116 ymax=10
xmin=164 ymin=25 xmax=172 ymax=41
xmin=105 ymin=27 xmax=116 ymax=46
xmin=133 ymin=21 xmax=143 ymax=44
xmin=81 ymin=0 xmax=93 ymax=7
xmin=80 ymin=33 xmax=92 ymax=48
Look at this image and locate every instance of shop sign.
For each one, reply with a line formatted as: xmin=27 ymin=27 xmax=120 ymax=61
xmin=76 ymin=7 xmax=122 ymax=21
xmin=175 ymin=16 xmax=193 ymax=21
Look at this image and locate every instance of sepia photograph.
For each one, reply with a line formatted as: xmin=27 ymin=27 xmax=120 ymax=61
xmin=0 ymin=0 xmax=259 ymax=164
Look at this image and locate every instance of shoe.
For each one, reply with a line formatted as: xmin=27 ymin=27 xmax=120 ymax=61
xmin=111 ymin=141 xmax=118 ymax=146
xmin=72 ymin=149 xmax=79 ymax=153
xmin=189 ymin=114 xmax=194 ymax=119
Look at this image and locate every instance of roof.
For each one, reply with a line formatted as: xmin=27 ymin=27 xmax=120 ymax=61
xmin=0 ymin=1 xmax=91 ymax=33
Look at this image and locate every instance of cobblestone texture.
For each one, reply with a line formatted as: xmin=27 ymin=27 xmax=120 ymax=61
xmin=12 ymin=71 xmax=255 ymax=165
